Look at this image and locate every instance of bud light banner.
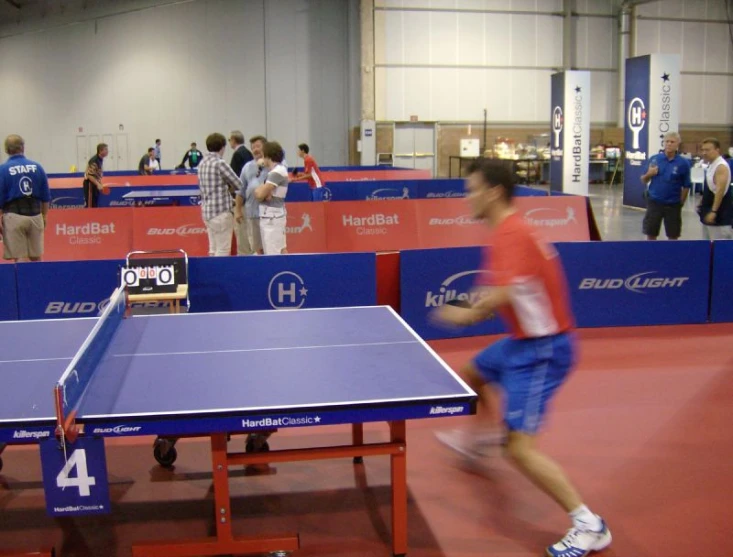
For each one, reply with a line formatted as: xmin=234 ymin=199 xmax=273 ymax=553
xmin=16 ymin=259 xmax=124 ymax=320
xmin=623 ymin=54 xmax=680 ymax=208
xmin=550 ymin=71 xmax=590 ymax=196
xmin=188 ymin=253 xmax=376 ymax=313
xmin=710 ymin=240 xmax=733 ymax=323
xmin=0 ymin=265 xmax=19 ymax=320
xmin=400 ymin=247 xmax=505 ymax=341
xmin=556 ymin=240 xmax=709 ymax=327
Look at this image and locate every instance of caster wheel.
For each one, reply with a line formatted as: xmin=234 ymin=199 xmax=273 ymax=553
xmin=353 ymin=456 xmax=364 ymax=464
xmin=245 ymin=437 xmax=271 ymax=453
xmin=153 ymin=439 xmax=178 ymax=467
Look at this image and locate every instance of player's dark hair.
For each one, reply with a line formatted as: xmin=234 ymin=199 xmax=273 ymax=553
xmin=702 ymin=137 xmax=721 ymax=150
xmin=96 ymin=143 xmax=108 ymax=154
xmin=147 ymin=147 xmax=155 ymax=154
xmin=206 ymin=132 xmax=227 ymax=153
xmin=249 ymin=135 xmax=267 ymax=145
xmin=263 ymin=141 xmax=284 ymax=163
xmin=466 ymin=158 xmax=516 ymax=201
xmin=298 ymin=143 xmax=310 ymax=154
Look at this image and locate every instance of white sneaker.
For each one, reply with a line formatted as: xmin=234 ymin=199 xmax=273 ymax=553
xmin=546 ymin=519 xmax=612 ymax=557
xmin=434 ymin=428 xmax=505 ymax=461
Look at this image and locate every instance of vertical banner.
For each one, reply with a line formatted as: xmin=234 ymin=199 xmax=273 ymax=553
xmin=550 ymin=71 xmax=590 ymax=195
xmin=623 ymin=54 xmax=680 ymax=208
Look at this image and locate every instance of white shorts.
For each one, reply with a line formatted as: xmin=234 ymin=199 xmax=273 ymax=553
xmin=702 ymin=224 xmax=733 ymax=240
xmin=260 ymin=215 xmax=287 ymax=255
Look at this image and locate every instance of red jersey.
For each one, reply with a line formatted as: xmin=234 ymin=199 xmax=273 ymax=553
xmin=479 ymin=213 xmax=574 ymax=339
xmin=303 ymin=155 xmax=324 ymax=190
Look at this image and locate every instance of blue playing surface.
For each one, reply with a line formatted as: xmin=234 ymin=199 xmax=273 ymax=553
xmin=76 ymin=307 xmax=471 ymax=419
xmin=0 ymin=318 xmax=95 ymax=423
xmin=1 ymin=306 xmax=474 ymax=436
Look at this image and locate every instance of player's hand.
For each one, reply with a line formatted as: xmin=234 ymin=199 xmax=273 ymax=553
xmin=235 ymin=211 xmax=244 ymax=224
xmin=647 ymin=165 xmax=659 ymax=177
xmin=430 ymin=303 xmax=474 ymax=328
xmin=704 ymin=211 xmax=717 ymax=224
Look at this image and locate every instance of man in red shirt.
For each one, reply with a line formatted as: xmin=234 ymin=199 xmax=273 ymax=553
xmin=293 ymin=143 xmax=326 ymax=201
xmin=432 ymin=159 xmax=611 ymax=557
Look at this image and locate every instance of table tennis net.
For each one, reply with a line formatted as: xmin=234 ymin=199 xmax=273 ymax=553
xmin=56 ymin=287 xmax=126 ymax=417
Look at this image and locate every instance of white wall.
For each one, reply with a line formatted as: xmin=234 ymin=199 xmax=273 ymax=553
xmin=373 ymin=0 xmax=733 ymax=127
xmin=374 ymin=0 xmax=564 ymax=123
xmin=634 ymin=0 xmax=733 ymax=126
xmin=0 ymin=0 xmax=358 ymax=172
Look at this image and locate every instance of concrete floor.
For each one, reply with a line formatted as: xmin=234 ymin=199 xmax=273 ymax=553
xmin=586 ymin=183 xmax=705 ymax=241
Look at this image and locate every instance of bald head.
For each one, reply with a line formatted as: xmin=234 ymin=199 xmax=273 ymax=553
xmin=4 ymin=134 xmax=24 ymax=156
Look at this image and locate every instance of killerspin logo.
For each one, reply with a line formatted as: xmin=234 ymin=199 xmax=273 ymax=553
xmin=424 ymin=270 xmax=490 ymax=307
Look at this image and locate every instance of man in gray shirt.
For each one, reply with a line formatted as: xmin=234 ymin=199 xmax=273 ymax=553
xmin=235 ymin=135 xmax=267 ymax=255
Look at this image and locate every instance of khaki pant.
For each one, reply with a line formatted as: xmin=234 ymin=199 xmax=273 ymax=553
xmin=2 ymin=213 xmax=44 ymax=260
xmin=234 ymin=216 xmax=253 ymax=255
xmin=702 ymin=224 xmax=733 ymax=240
xmin=205 ymin=211 xmax=233 ymax=256
xmin=246 ymin=216 xmax=263 ymax=253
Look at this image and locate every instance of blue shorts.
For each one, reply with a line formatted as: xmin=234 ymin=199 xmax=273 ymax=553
xmin=473 ymin=332 xmax=576 ymax=434
xmin=311 ymin=188 xmax=325 ymax=202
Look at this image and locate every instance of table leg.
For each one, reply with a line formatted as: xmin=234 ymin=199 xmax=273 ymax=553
xmin=389 ymin=420 xmax=407 ymax=557
xmin=352 ymin=423 xmax=364 ymax=464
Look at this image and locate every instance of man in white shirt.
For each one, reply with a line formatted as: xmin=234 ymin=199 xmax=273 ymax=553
xmin=698 ymin=137 xmax=733 ymax=239
xmin=254 ymin=141 xmax=289 ymax=255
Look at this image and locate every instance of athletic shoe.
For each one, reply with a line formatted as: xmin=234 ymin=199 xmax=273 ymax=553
xmin=546 ymin=519 xmax=612 ymax=557
xmin=434 ymin=428 xmax=505 ymax=461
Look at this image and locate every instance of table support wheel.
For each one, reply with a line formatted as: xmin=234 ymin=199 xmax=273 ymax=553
xmin=153 ymin=437 xmax=178 ymax=467
xmin=353 ymin=456 xmax=363 ymax=464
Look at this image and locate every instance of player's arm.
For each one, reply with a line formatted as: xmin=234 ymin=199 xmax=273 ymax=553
xmin=255 ymin=180 xmax=276 ymax=201
xmin=39 ymin=169 xmax=51 ymax=225
xmin=704 ymin=165 xmax=729 ymax=223
xmin=86 ymin=163 xmax=104 ymax=190
xmin=680 ymin=163 xmax=691 ymax=204
xmin=641 ymin=159 xmax=658 ymax=184
xmin=434 ymin=286 xmax=510 ymax=327
xmin=220 ymin=160 xmax=243 ymax=195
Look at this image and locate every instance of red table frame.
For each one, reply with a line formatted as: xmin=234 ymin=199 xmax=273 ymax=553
xmin=131 ymin=421 xmax=408 ymax=557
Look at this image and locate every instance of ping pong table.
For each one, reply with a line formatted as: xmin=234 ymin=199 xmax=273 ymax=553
xmin=2 ymin=287 xmax=476 ymax=557
xmin=121 ymin=188 xmax=200 ymax=206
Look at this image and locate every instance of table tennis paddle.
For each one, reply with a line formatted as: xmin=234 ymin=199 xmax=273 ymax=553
xmin=101 ymin=185 xmax=111 ymax=195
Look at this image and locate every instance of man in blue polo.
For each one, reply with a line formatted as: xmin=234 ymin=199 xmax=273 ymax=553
xmin=0 ymin=134 xmax=50 ymax=261
xmin=640 ymin=131 xmax=691 ymax=240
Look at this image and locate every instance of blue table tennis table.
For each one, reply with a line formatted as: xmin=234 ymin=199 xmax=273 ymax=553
xmin=1 ymin=288 xmax=476 ymax=557
xmin=121 ymin=188 xmax=201 ymax=206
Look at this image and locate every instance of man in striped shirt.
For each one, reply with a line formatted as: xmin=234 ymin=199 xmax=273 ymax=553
xmin=197 ymin=133 xmax=242 ymax=256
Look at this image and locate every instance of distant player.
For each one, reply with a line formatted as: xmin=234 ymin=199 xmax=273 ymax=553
xmin=293 ymin=143 xmax=326 ymax=201
xmin=432 ymin=159 xmax=611 ymax=557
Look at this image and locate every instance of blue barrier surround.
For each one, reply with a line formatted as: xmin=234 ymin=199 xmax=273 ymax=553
xmin=710 ymin=240 xmax=733 ymax=323
xmin=0 ymin=264 xmax=19 ymax=320
xmin=399 ymin=240 xmax=714 ymax=340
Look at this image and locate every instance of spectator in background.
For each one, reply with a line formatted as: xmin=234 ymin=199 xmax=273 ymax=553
xmin=293 ymin=143 xmax=326 ymax=201
xmin=255 ymin=141 xmax=289 ymax=255
xmin=229 ymin=130 xmax=253 ymax=178
xmin=0 ymin=134 xmax=50 ymax=262
xmin=138 ymin=147 xmax=160 ymax=175
xmin=83 ymin=142 xmax=108 ymax=208
xmin=640 ymin=132 xmax=691 ymax=240
xmin=154 ymin=139 xmax=162 ymax=167
xmin=698 ymin=137 xmax=733 ymax=239
xmin=235 ymin=135 xmax=268 ymax=255
xmin=178 ymin=142 xmax=203 ymax=169
xmin=198 ymin=132 xmax=242 ymax=256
